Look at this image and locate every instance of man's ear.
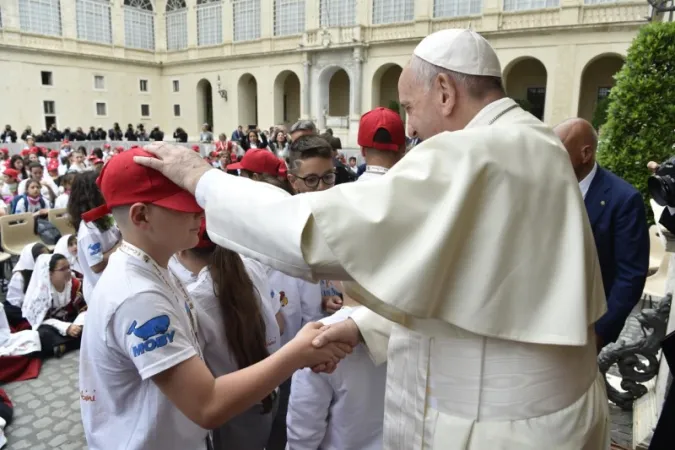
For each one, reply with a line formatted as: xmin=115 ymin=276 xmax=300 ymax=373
xmin=581 ymin=144 xmax=595 ymax=164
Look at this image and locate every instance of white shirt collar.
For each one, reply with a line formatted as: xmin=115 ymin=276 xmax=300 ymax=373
xmin=365 ymin=165 xmax=389 ymax=175
xmin=578 ymin=163 xmax=598 ymax=199
xmin=465 ymin=98 xmax=518 ymax=129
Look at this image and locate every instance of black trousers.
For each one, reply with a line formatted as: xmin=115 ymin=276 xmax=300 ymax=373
xmin=37 ymin=324 xmax=81 ymax=359
xmin=2 ymin=302 xmax=25 ymax=327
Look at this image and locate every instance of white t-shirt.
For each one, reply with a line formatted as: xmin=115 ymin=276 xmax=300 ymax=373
xmin=286 ymin=307 xmax=387 ymax=450
xmin=54 ymin=192 xmax=69 ymax=209
xmin=168 ymin=255 xmax=197 ymax=286
xmin=188 ymin=265 xmax=281 ymax=375
xmin=77 ymin=219 xmax=121 ymax=301
xmin=18 ymin=176 xmax=58 ymax=198
xmin=79 ymin=245 xmax=208 ymax=450
xmin=267 ymin=269 xmax=323 ymax=346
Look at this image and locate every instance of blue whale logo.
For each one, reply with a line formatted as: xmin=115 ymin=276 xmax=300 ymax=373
xmin=127 ymin=315 xmax=170 ymax=341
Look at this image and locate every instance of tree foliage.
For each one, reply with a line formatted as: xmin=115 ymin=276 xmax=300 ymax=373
xmin=591 ymin=96 xmax=611 ymax=131
xmin=598 ymin=21 xmax=675 ymax=222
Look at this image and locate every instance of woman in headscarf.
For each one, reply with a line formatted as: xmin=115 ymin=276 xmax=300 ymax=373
xmin=4 ymin=243 xmax=49 ymax=326
xmin=21 ymin=253 xmax=86 ymax=359
xmin=53 ymin=234 xmax=82 ymax=278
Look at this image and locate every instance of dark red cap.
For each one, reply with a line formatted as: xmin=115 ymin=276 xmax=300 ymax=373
xmin=227 ymin=149 xmax=287 ymax=177
xmin=48 ymin=150 xmax=59 ymax=158
xmin=357 ymin=107 xmax=406 ymax=151
xmin=195 ymin=218 xmax=214 ymax=249
xmin=47 ymin=160 xmax=59 ymax=172
xmin=20 ymin=149 xmax=29 ymax=157
xmin=3 ymin=168 xmax=19 ymax=179
xmin=81 ymin=148 xmax=203 ymax=223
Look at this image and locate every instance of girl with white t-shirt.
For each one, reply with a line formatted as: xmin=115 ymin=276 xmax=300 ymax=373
xmin=68 ymin=171 xmax=121 ymax=301
xmin=176 ymin=223 xmax=281 ymax=450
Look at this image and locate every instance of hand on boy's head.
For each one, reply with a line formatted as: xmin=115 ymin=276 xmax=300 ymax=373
xmin=135 ymin=142 xmax=214 ymax=195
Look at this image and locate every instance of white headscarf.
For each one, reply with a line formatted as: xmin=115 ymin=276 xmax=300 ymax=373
xmin=54 ymin=234 xmax=79 ymax=269
xmin=13 ymin=243 xmax=42 ymax=273
xmin=21 ymin=253 xmax=72 ymax=329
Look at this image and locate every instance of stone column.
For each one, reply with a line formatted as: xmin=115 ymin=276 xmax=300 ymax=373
xmin=349 ymin=47 xmax=364 ymax=146
xmin=350 ymin=47 xmax=363 ymax=119
xmin=301 ymin=56 xmax=312 ymax=120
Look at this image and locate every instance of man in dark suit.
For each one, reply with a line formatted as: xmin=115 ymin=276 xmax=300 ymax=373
xmin=555 ymin=118 xmax=649 ymax=352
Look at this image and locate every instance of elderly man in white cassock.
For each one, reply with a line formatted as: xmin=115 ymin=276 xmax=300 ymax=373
xmin=137 ymin=29 xmax=609 ymax=450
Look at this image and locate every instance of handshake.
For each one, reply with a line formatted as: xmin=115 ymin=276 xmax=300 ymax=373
xmin=281 ymin=319 xmax=361 ymax=374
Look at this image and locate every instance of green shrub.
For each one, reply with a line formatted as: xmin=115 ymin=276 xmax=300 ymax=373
xmin=598 ymin=21 xmax=675 ymax=222
xmin=591 ymin=96 xmax=611 ymax=131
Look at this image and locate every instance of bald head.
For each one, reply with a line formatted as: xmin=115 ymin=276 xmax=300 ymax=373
xmin=553 ymin=118 xmax=598 ymax=182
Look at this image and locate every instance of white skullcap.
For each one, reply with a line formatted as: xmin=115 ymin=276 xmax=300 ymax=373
xmin=413 ymin=29 xmax=502 ymax=78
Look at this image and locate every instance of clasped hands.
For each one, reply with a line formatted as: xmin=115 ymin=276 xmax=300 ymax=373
xmin=289 ymin=319 xmax=361 ymax=374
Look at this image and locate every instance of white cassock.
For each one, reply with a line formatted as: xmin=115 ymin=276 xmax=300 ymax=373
xmin=195 ymin=98 xmax=610 ymax=450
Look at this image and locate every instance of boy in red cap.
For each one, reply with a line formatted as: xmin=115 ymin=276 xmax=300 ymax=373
xmin=226 ymin=148 xmax=291 ymax=193
xmin=357 ymin=107 xmax=406 ymax=182
xmin=79 ymin=148 xmax=350 ymax=450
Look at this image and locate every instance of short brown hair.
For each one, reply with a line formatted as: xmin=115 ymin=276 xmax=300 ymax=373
xmin=288 ymin=135 xmax=333 ymax=172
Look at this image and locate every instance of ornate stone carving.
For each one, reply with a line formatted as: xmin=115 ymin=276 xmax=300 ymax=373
xmin=598 ymin=294 xmax=672 ymax=411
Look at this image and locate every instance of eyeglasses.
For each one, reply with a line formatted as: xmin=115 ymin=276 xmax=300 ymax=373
xmin=294 ymin=171 xmax=336 ymax=189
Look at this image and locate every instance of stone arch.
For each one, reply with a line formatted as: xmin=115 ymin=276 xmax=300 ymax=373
xmin=318 ymin=66 xmax=350 ymax=116
xmin=503 ymin=57 xmax=548 ymax=121
xmin=371 ymin=63 xmax=404 ymax=120
xmin=196 ymin=78 xmax=213 ymax=131
xmin=237 ymin=73 xmax=258 ymax=127
xmin=577 ymin=53 xmax=625 ymax=122
xmin=273 ymin=70 xmax=301 ymax=126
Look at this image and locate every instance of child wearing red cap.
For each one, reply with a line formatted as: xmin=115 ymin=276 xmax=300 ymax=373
xmin=79 ymin=148 xmax=350 ymax=450
xmin=226 ymin=149 xmax=293 ymax=194
xmin=1 ymin=168 xmax=20 ymax=200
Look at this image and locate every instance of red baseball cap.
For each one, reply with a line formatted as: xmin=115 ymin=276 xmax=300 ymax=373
xmin=81 ymin=148 xmax=202 ymax=223
xmin=226 ymin=149 xmax=287 ymax=177
xmin=47 ymin=160 xmax=59 ymax=172
xmin=192 ymin=145 xmax=200 ymax=152
xmin=0 ymin=148 xmax=8 ymax=155
xmin=195 ymin=219 xmax=214 ymax=249
xmin=104 ymin=143 xmax=111 ymax=149
xmin=3 ymin=168 xmax=19 ymax=179
xmin=48 ymin=150 xmax=59 ymax=158
xmin=357 ymin=107 xmax=406 ymax=151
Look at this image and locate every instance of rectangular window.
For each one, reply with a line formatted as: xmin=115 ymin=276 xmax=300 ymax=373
xmin=372 ymin=0 xmax=414 ymax=25
xmin=141 ymin=104 xmax=150 ymax=117
xmin=597 ymin=86 xmax=611 ymax=101
xmin=233 ymin=0 xmax=261 ymax=42
xmin=503 ymin=0 xmax=559 ymax=11
xmin=433 ymin=0 xmax=482 ymax=17
xmin=76 ymin=0 xmax=112 ymax=44
xmin=166 ymin=8 xmax=188 ymax=50
xmin=43 ymin=100 xmax=55 ymax=115
xmin=124 ymin=5 xmax=155 ymax=50
xmin=320 ymin=0 xmax=356 ymax=27
xmin=139 ymin=79 xmax=149 ymax=92
xmin=41 ymin=71 xmax=53 ymax=86
xmin=526 ymin=87 xmax=546 ymax=121
xmin=96 ymin=102 xmax=107 ymax=116
xmin=197 ymin=1 xmax=223 ymax=46
xmin=174 ymin=104 xmax=181 ymax=117
xmin=19 ymin=0 xmax=62 ymax=36
xmin=172 ymin=80 xmax=180 ymax=92
xmin=274 ymin=0 xmax=305 ymax=36
xmin=94 ymin=75 xmax=105 ymax=90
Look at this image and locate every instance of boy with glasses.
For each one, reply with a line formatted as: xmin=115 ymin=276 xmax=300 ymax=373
xmin=286 ymin=136 xmax=336 ymax=194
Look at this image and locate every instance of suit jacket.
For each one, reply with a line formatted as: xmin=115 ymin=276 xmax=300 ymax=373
xmin=586 ymin=166 xmax=649 ymax=344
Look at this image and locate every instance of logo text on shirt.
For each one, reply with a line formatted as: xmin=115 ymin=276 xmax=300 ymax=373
xmin=127 ymin=315 xmax=176 ymax=358
xmin=88 ymin=242 xmax=102 ymax=257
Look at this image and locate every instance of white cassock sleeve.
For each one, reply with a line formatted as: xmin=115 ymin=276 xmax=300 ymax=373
xmin=195 ymin=170 xmax=394 ymax=364
xmin=195 ymin=169 xmax=347 ymax=282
